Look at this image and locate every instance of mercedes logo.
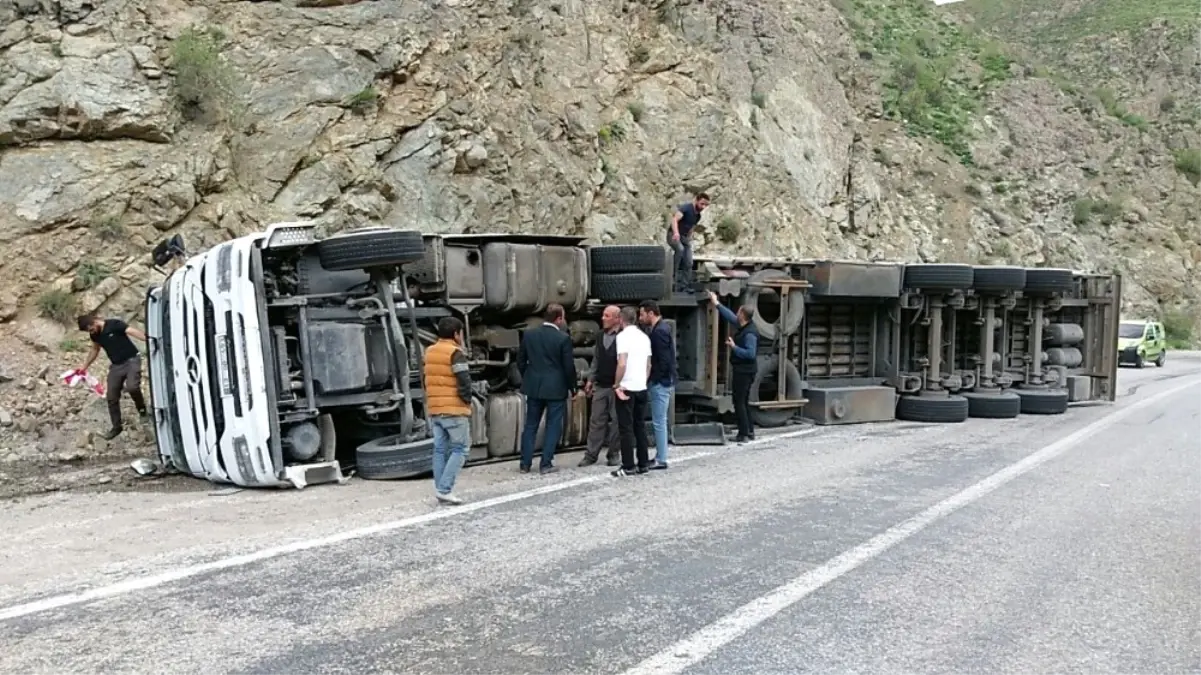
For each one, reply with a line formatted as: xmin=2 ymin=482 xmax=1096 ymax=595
xmin=186 ymin=356 xmax=200 ymax=385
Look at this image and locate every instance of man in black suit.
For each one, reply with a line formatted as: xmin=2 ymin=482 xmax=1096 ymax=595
xmin=518 ymin=303 xmax=577 ymax=474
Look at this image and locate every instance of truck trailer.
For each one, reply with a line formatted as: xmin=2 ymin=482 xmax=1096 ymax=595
xmin=143 ymin=223 xmax=1121 ymax=488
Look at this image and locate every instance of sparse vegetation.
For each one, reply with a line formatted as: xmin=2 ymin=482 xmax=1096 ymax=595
xmin=630 ymin=44 xmax=651 ymax=65
xmin=1172 ymin=148 xmax=1200 ymax=185
xmin=37 ymin=289 xmax=77 ymax=324
xmin=1162 ymin=309 xmax=1195 ymax=349
xmin=627 ymin=101 xmax=645 ymax=123
xmin=90 ymin=215 xmax=126 ymax=242
xmin=344 ymin=86 xmax=380 ymax=114
xmin=1159 ymin=94 xmax=1177 ymax=113
xmin=170 ymin=24 xmax=245 ymax=124
xmin=751 ymin=92 xmax=767 ymax=108
xmin=59 ymin=338 xmax=83 ymax=353
xmin=714 ymin=214 xmax=741 ymax=243
xmin=963 ymin=183 xmax=983 ymax=197
xmin=1072 ymin=197 xmax=1124 ymax=227
xmin=597 ymin=121 xmax=627 ymax=146
xmin=74 ymin=261 xmax=112 ymax=290
xmin=1094 ymin=88 xmax=1147 ymax=130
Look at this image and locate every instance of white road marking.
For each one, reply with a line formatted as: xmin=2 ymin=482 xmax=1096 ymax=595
xmin=0 ymin=427 xmax=819 ymax=622
xmin=621 ymin=378 xmax=1201 ymax=675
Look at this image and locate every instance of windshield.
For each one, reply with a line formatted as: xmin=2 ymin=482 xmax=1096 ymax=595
xmin=1118 ymin=323 xmax=1145 ymax=339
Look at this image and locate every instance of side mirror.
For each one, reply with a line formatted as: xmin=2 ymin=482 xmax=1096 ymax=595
xmin=152 ymin=234 xmax=187 ymax=268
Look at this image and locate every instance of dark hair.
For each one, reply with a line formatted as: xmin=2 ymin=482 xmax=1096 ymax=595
xmin=436 ymin=317 xmax=464 ymax=340
xmin=737 ymin=306 xmax=753 ymax=321
xmin=544 ymin=303 xmax=565 ymax=323
xmin=695 ymin=192 xmax=710 ymax=202
xmin=620 ymin=305 xmax=638 ymax=325
xmin=77 ymin=314 xmax=97 ymax=331
xmin=638 ymin=299 xmax=661 ymax=317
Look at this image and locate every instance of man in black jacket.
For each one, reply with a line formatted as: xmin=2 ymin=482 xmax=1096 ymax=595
xmin=77 ymin=313 xmax=148 ymax=440
xmin=580 ymin=305 xmax=622 ymax=467
xmin=708 ymin=291 xmax=759 ymax=443
xmin=517 ymin=303 xmax=577 ymax=474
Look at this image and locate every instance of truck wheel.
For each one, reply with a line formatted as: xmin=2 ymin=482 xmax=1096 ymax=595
xmin=1023 ymin=268 xmax=1074 ymax=294
xmin=903 ymin=264 xmax=974 ymax=291
xmin=1155 ymin=350 xmax=1166 ymax=367
xmin=972 ymin=266 xmax=1027 ymax=293
xmin=317 ymin=229 xmax=425 ymax=272
xmin=743 ymin=269 xmax=806 ymax=341
xmin=963 ymin=391 xmax=1021 ymax=419
xmin=895 ymin=394 xmax=969 ymax=423
xmin=591 ymin=272 xmax=669 ymax=302
xmin=1014 ymin=388 xmax=1069 ymax=415
xmin=749 ymin=355 xmax=804 ymax=428
xmin=355 ymin=435 xmax=434 ymax=480
xmin=589 ymin=245 xmax=668 ymax=274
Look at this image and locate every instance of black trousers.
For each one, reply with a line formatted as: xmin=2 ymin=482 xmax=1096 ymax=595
xmin=731 ymin=367 xmax=755 ymax=439
xmin=615 ymin=389 xmax=650 ymax=471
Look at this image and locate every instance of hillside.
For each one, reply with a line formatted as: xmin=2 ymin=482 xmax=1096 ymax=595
xmin=0 ymin=0 xmax=1198 ymax=470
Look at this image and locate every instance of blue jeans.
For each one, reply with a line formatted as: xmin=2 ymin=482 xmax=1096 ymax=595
xmin=520 ymin=397 xmax=565 ymax=470
xmin=648 ymin=383 xmax=673 ymax=464
xmin=431 ymin=415 xmax=470 ymax=495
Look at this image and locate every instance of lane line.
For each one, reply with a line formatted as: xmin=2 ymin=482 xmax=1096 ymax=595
xmin=0 ymin=427 xmax=819 ymax=622
xmin=620 ymin=378 xmax=1201 ymax=675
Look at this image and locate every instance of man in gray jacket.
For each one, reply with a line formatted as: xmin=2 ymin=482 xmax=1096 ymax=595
xmin=579 ymin=305 xmax=622 ymax=467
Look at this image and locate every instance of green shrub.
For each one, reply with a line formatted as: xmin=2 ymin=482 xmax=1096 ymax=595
xmin=597 ymin=121 xmax=627 ymax=146
xmin=344 ymin=86 xmax=379 ymax=114
xmin=1072 ymin=198 xmax=1123 ymax=227
xmin=1162 ymin=309 xmax=1195 ymax=349
xmin=714 ymin=214 xmax=741 ymax=243
xmin=75 ymin=261 xmax=111 ymax=290
xmin=59 ymin=338 xmax=83 ymax=352
xmin=37 ymin=289 xmax=77 ymax=324
xmin=627 ymin=101 xmax=646 ymax=123
xmin=1173 ymin=148 xmax=1200 ymax=185
xmin=630 ymin=44 xmax=651 ymax=65
xmin=751 ymin=92 xmax=767 ymax=108
xmin=91 ymin=216 xmax=126 ymax=242
xmin=171 ymin=25 xmax=244 ymax=124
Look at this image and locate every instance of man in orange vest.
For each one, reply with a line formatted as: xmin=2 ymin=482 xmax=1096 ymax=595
xmin=423 ymin=317 xmax=475 ymax=505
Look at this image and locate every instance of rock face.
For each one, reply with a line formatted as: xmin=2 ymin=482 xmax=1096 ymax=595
xmin=0 ymin=0 xmax=1198 ymax=462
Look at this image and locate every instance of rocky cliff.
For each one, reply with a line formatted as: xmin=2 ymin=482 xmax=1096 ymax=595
xmin=1 ymin=0 xmax=1198 ymax=471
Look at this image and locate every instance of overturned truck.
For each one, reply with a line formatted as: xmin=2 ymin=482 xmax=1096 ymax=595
xmin=144 ymin=223 xmax=1121 ymax=488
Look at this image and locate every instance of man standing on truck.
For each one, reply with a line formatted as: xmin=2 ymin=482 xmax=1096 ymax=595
xmin=76 ymin=314 xmax=148 ymax=441
xmin=518 ymin=303 xmax=577 ymax=474
xmin=639 ymin=299 xmax=675 ymax=470
xmin=708 ymin=291 xmax=758 ymax=443
xmin=579 ymin=305 xmax=622 ymax=468
xmin=423 ymin=317 xmax=474 ymax=505
xmin=612 ymin=306 xmax=653 ymax=477
xmin=667 ymin=192 xmax=710 ymax=292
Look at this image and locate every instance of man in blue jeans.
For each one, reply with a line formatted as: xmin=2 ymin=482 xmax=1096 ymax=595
xmin=422 ymin=317 xmax=475 ymax=505
xmin=667 ymin=192 xmax=709 ymax=292
xmin=639 ymin=299 xmax=675 ymax=470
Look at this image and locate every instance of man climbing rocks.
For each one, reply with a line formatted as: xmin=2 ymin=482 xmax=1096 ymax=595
xmin=667 ymin=192 xmax=710 ymax=293
xmin=76 ymin=313 xmax=148 ymax=440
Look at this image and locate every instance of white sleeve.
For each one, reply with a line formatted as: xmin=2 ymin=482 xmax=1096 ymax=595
xmin=616 ymin=331 xmax=629 ymax=355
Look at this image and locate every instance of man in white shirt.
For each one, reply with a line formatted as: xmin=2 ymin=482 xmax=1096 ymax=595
xmin=612 ymin=305 xmax=653 ymax=477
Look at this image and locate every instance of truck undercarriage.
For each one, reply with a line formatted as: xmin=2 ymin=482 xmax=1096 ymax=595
xmin=144 ymin=223 xmax=1122 ymax=488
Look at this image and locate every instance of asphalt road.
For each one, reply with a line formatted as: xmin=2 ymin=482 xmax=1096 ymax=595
xmin=2 ymin=355 xmax=1199 ymax=674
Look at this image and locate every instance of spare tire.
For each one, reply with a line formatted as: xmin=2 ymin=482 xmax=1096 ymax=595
xmin=963 ymin=391 xmax=1021 ymax=419
xmin=972 ymin=266 xmax=1027 ymax=293
xmin=903 ymin=264 xmax=974 ymax=291
xmin=317 ymin=229 xmax=425 ymax=271
xmin=1015 ymin=387 xmax=1069 ymax=414
xmin=743 ymin=269 xmax=805 ymax=341
xmin=589 ymin=245 xmax=668 ymax=274
xmin=749 ymin=355 xmax=805 ymax=428
xmin=591 ymin=272 xmax=670 ymax=302
xmin=1024 ymin=268 xmax=1074 ymax=295
xmin=356 ymin=435 xmax=434 ymax=480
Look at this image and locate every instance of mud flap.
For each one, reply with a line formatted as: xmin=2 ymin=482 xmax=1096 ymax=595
xmin=666 ymin=422 xmax=728 ymax=446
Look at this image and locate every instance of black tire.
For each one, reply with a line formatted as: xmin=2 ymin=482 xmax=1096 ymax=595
xmin=317 ymin=229 xmax=425 ymax=272
xmin=1015 ymin=388 xmax=1069 ymax=415
xmin=895 ymin=394 xmax=969 ymax=423
xmin=963 ymin=391 xmax=1021 ymax=419
xmin=1134 ymin=352 xmax=1145 ymax=369
xmin=355 ymin=435 xmax=434 ymax=480
xmin=749 ymin=355 xmax=805 ymax=428
xmin=1024 ymin=268 xmax=1074 ymax=294
xmin=1155 ymin=350 xmax=1166 ymax=367
xmin=589 ymin=245 xmax=667 ymax=274
xmin=903 ymin=264 xmax=974 ymax=291
xmin=972 ymin=266 xmax=1027 ymax=293
xmin=591 ymin=272 xmax=669 ymax=302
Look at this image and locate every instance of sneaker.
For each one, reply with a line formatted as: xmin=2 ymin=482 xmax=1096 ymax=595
xmin=519 ymin=466 xmax=531 ymax=474
xmin=734 ymin=435 xmax=748 ymax=444
xmin=648 ymin=462 xmax=668 ymax=471
xmin=635 ymin=465 xmax=649 ymax=474
xmin=435 ymin=492 xmax=464 ymax=505
xmin=606 ymin=457 xmax=620 ymax=467
xmin=611 ymin=468 xmax=632 ymax=477
xmin=540 ymin=466 xmax=559 ymax=475
xmin=102 ymin=427 xmax=123 ymax=440
xmin=578 ymin=457 xmax=597 ymax=468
